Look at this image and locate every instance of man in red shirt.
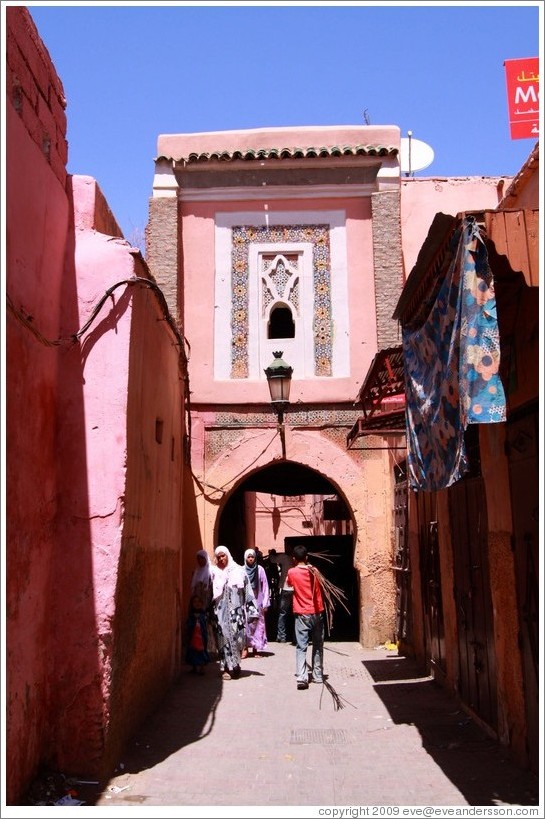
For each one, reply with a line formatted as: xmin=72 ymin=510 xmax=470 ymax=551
xmin=286 ymin=543 xmax=325 ymax=689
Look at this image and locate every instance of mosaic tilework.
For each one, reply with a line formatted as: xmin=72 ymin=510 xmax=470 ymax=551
xmin=214 ymin=408 xmax=361 ymax=426
xmin=230 ymin=225 xmax=332 ymax=378
xmin=203 ymin=420 xmax=381 ymax=468
xmin=205 ymin=428 xmax=245 ymax=459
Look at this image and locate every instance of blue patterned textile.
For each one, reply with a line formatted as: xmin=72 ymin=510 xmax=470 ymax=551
xmin=402 ymin=216 xmax=506 ymax=491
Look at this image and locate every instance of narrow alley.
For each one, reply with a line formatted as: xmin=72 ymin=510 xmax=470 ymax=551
xmin=6 ymin=8 xmax=540 ymax=811
xmin=42 ymin=642 xmax=538 ymax=810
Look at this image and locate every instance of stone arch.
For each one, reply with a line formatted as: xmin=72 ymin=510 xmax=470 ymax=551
xmin=201 ymin=426 xmax=396 ymax=646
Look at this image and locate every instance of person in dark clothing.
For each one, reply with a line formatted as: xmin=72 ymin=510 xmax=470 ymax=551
xmin=264 ymin=549 xmax=282 ymax=640
xmin=264 ymin=549 xmax=282 ymax=607
xmin=275 ymin=550 xmax=295 ymax=643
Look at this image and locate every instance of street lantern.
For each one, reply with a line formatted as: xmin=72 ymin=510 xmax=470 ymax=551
xmin=264 ymin=351 xmax=293 ymax=420
xmin=264 ymin=351 xmax=293 ymax=457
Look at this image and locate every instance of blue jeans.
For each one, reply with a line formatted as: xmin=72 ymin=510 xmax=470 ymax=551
xmin=294 ymin=612 xmax=324 ymax=683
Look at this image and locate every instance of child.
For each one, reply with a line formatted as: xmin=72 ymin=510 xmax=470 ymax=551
xmin=185 ymin=595 xmax=210 ymax=675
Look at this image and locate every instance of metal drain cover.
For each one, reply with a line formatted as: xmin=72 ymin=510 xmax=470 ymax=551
xmin=337 ymin=666 xmax=370 ymax=680
xmin=290 ymin=728 xmax=350 ymax=745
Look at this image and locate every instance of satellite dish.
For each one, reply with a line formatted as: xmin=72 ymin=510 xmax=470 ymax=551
xmin=400 ymin=134 xmax=435 ymax=175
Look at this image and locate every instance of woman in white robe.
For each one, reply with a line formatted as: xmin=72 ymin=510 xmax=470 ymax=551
xmin=211 ymin=546 xmax=259 ymax=680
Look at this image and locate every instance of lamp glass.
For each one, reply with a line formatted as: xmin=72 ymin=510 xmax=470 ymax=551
xmin=264 ymin=351 xmax=293 ymax=407
xmin=268 ymin=374 xmax=291 ymax=404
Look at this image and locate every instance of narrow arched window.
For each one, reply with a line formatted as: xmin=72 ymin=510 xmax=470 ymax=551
xmin=268 ymin=305 xmax=295 ymax=339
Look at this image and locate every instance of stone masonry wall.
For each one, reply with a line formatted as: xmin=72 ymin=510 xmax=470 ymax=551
xmin=371 ymin=190 xmax=404 ymax=349
xmin=146 ymin=197 xmax=180 ymax=321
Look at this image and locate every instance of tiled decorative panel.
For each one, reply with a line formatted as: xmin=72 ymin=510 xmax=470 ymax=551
xmin=230 ymin=225 xmax=332 ymax=378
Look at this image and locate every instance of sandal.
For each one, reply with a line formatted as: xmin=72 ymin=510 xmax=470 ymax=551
xmin=221 ymin=671 xmax=232 ymax=680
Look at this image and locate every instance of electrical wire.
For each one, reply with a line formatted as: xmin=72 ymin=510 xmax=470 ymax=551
xmin=7 ymin=277 xmax=190 ymax=362
xmin=7 ymin=276 xmax=194 ymax=466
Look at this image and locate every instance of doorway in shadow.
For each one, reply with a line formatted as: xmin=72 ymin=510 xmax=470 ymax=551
xmin=285 ymin=534 xmax=359 ymax=641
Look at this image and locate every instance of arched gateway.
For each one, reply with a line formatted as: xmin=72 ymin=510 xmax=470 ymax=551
xmin=191 ymin=425 xmax=396 ymax=648
xmin=149 ymin=124 xmax=406 ymax=651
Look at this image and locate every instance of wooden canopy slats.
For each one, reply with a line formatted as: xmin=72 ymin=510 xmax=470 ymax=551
xmin=347 ymin=346 xmax=407 ymax=448
xmin=392 ymin=213 xmax=458 ymax=325
xmin=484 ymin=209 xmax=539 ymax=287
xmin=356 ymin=347 xmax=405 ymax=414
xmin=393 ymin=208 xmax=539 ymax=328
xmin=346 ymin=411 xmax=406 ymax=449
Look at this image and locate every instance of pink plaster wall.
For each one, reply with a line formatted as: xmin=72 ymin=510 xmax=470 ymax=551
xmin=400 ymin=176 xmax=509 ymax=275
xmin=252 ymin=493 xmax=318 ymax=551
xmin=181 ymin=196 xmax=377 ymax=405
xmin=6 ymin=7 xmax=186 ymax=803
xmin=6 ymin=8 xmax=72 ymax=802
xmin=158 ymin=124 xmax=400 ymax=158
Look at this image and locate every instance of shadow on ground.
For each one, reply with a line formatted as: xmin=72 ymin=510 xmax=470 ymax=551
xmin=362 ymin=655 xmax=539 ymax=807
xmin=25 ymin=659 xmax=237 ymax=806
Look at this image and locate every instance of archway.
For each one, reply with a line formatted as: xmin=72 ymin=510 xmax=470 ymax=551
xmin=217 ymin=460 xmax=359 ymax=641
xmin=198 ymin=425 xmax=396 ymax=647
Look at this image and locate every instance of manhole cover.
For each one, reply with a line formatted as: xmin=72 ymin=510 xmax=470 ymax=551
xmin=290 ymin=728 xmax=350 ymax=745
xmin=336 ymin=666 xmax=370 ymax=680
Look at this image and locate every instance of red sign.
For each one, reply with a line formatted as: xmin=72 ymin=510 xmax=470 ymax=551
xmin=504 ymin=58 xmax=539 ymax=140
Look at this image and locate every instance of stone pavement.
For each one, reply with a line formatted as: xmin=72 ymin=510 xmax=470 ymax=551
xmin=72 ymin=643 xmax=543 ymax=810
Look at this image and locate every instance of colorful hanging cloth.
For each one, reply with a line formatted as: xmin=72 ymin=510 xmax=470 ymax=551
xmin=402 ymin=216 xmax=506 ymax=491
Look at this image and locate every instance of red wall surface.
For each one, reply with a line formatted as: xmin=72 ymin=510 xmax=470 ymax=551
xmin=6 ymin=7 xmax=185 ymax=804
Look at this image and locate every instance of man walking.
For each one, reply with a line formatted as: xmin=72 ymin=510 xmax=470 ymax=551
xmin=286 ymin=543 xmax=325 ymax=690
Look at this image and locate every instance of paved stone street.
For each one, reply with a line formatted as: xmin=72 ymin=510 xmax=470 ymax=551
xmin=82 ymin=642 xmax=540 ymax=812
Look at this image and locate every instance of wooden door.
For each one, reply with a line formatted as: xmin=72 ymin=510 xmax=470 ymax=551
xmin=415 ymin=491 xmax=445 ymax=675
xmin=506 ymin=403 xmax=539 ymax=770
xmin=449 ymin=476 xmax=497 ymax=731
xmin=394 ymin=469 xmax=411 ymax=645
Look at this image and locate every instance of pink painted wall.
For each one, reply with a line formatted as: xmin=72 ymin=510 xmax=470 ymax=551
xmin=6 ymin=8 xmax=73 ymax=803
xmin=6 ymin=8 xmax=185 ymax=803
xmin=252 ymin=493 xmax=317 ymax=551
xmin=158 ymin=124 xmax=399 ymax=158
xmin=251 ymin=492 xmax=350 ymax=553
xmin=400 ymin=176 xmax=509 ymax=275
xmin=181 ymin=196 xmax=377 ymax=406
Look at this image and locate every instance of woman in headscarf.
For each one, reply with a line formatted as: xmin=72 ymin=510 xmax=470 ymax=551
xmin=211 ymin=546 xmax=259 ymax=680
xmin=189 ymin=549 xmax=213 ymax=611
xmin=243 ymin=548 xmax=270 ymax=657
xmin=189 ymin=549 xmax=215 ymax=656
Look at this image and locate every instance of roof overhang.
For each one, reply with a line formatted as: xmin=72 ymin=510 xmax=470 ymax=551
xmin=347 ymin=347 xmax=406 ymax=449
xmin=393 ymin=208 xmax=539 ymax=328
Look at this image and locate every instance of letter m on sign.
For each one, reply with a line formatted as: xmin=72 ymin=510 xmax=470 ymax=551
xmin=504 ymin=57 xmax=539 ymax=140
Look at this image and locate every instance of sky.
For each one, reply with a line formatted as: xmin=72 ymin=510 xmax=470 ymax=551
xmin=7 ymin=1 xmax=543 ymax=245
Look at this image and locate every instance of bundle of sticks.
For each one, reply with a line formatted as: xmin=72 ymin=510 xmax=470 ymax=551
xmin=307 ymin=554 xmax=350 ymax=635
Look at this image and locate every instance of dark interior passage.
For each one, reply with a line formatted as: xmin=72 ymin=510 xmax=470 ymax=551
xmin=285 ymin=534 xmax=359 ymax=641
xmin=217 ymin=462 xmax=359 ymax=642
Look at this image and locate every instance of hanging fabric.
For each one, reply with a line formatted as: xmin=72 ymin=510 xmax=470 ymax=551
xmin=402 ymin=216 xmax=506 ymax=491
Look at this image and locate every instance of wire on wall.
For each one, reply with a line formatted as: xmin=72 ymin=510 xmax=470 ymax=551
xmin=7 ymin=275 xmax=194 ymax=463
